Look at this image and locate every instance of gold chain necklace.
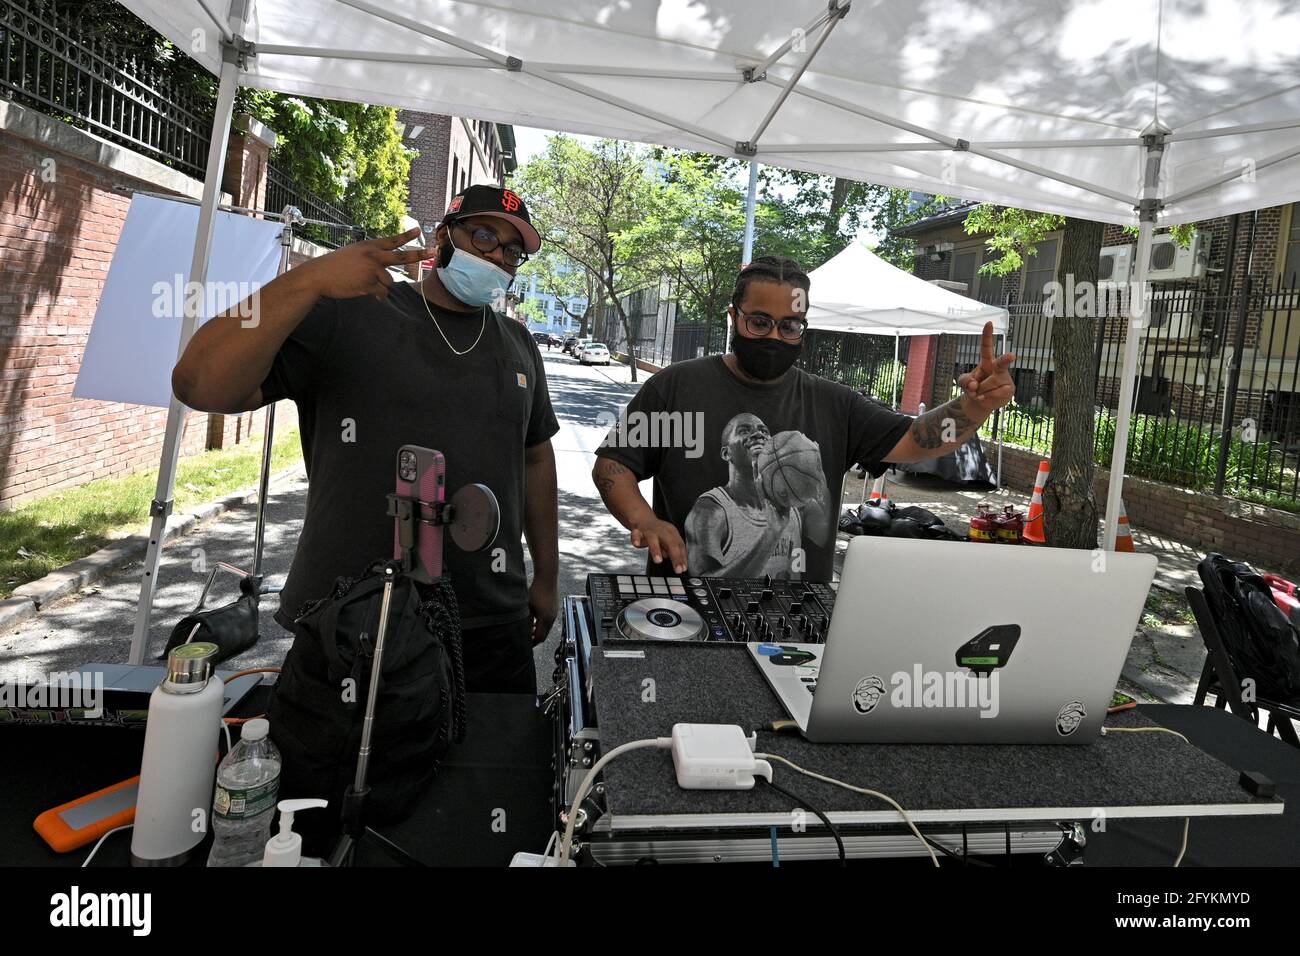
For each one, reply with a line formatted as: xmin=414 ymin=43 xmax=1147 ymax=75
xmin=418 ymin=284 xmax=486 ymax=356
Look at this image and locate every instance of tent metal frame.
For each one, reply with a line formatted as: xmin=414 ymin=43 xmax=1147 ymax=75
xmin=130 ymin=0 xmax=1299 ymax=650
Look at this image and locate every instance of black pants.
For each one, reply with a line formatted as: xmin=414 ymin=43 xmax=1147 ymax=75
xmin=461 ymin=616 xmax=537 ymax=696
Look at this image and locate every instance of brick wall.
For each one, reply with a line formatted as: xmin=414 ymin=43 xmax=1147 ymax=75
xmin=0 ymin=103 xmax=304 ymax=511
xmin=399 ymin=111 xmax=453 ymax=228
xmin=982 ymin=438 xmax=1300 ymax=574
xmin=0 ymin=130 xmax=213 ymax=507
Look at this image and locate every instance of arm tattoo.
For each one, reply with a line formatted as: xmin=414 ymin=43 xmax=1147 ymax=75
xmin=908 ymin=398 xmax=978 ymax=450
xmin=593 ymin=457 xmax=630 ymax=496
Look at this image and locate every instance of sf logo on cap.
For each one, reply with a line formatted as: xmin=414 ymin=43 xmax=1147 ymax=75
xmin=448 ymin=195 xmax=464 ymax=213
xmin=501 ymin=190 xmax=522 ymax=212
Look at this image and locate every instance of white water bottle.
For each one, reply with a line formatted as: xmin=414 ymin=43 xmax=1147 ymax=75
xmin=131 ymin=642 xmax=225 ymax=866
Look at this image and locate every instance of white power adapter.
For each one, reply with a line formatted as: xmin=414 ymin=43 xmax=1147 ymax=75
xmin=671 ymin=723 xmax=773 ymax=790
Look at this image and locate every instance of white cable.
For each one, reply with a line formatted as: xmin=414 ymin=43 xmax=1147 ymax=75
xmin=1174 ymin=817 xmax=1190 ymax=867
xmin=82 ymin=824 xmax=133 ymax=867
xmin=1100 ymin=725 xmax=1191 ymax=866
xmin=556 ymin=737 xmax=672 ymax=865
xmin=221 ymin=719 xmax=233 ymax=755
xmin=755 ymin=752 xmax=939 ymax=867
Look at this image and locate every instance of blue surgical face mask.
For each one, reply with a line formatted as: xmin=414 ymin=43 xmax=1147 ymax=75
xmin=437 ymin=232 xmax=513 ymax=308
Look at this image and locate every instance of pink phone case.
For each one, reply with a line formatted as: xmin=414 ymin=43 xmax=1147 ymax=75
xmin=394 ymin=445 xmax=446 ymax=583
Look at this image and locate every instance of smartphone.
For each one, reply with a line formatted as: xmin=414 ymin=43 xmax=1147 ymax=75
xmin=394 ymin=445 xmax=446 ymax=583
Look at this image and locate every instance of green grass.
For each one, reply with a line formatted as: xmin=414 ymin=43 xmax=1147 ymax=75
xmin=983 ymin=403 xmax=1300 ymax=515
xmin=1142 ymin=588 xmax=1196 ymax=630
xmin=0 ymin=428 xmax=303 ymax=599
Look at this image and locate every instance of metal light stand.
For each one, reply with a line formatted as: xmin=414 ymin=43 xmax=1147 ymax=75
xmin=173 ymin=207 xmax=304 ymax=638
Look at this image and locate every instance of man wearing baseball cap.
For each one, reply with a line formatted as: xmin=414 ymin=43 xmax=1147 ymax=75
xmin=173 ymin=183 xmax=558 ymax=694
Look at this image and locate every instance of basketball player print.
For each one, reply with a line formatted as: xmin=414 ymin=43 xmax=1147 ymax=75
xmin=684 ymin=413 xmax=831 ymax=577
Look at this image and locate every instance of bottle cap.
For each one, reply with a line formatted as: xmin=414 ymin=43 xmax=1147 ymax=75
xmin=165 ymin=642 xmax=219 ymax=688
xmin=241 ymin=718 xmax=269 ymax=742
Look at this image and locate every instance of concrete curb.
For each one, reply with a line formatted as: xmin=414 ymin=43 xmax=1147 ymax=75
xmin=1 ymin=464 xmax=306 ymax=629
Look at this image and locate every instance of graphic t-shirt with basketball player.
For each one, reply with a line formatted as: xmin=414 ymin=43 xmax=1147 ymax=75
xmin=597 ymin=355 xmax=913 ymax=582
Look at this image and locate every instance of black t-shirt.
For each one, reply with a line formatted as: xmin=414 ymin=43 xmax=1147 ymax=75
xmin=259 ymin=281 xmax=559 ymax=629
xmin=596 ymin=355 xmax=912 ymax=582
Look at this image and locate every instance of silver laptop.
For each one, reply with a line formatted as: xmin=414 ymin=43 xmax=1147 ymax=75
xmin=748 ymin=537 xmax=1157 ymax=744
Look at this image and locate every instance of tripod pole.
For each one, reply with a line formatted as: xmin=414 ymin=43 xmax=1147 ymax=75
xmin=330 ymin=562 xmax=399 ymax=866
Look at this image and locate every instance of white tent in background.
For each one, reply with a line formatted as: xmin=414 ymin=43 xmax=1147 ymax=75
xmin=806 ymin=240 xmax=1010 ymax=484
xmin=115 ymin=0 xmax=1300 ymax=662
xmin=806 ymin=241 xmax=1007 ymax=338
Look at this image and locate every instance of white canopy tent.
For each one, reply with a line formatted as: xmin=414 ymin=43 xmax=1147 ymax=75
xmin=806 ymin=239 xmax=1011 ymax=483
xmin=116 ymin=0 xmax=1300 ymax=662
xmin=806 ymin=240 xmax=1008 ymax=338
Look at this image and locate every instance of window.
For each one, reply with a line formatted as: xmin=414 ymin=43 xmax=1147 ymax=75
xmin=1021 ymin=237 xmax=1060 ymax=304
xmin=1283 ymin=203 xmax=1300 ymax=287
xmin=978 ymin=249 xmax=1006 ymax=305
xmin=951 ymin=248 xmax=979 ymax=293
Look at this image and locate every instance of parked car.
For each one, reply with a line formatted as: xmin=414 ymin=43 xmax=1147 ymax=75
xmin=578 ymin=342 xmax=611 ymax=366
xmin=531 ymin=331 xmax=550 ymax=345
xmin=561 ymin=336 xmax=579 ymax=355
xmin=547 ymin=334 xmax=564 ymax=348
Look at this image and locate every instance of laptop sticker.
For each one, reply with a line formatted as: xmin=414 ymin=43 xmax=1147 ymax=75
xmin=769 ymin=647 xmax=817 ymax=666
xmin=955 ymin=624 xmax=1021 ymax=675
xmin=851 ymin=675 xmax=886 ymax=715
xmin=1056 ymin=700 xmax=1087 ymax=736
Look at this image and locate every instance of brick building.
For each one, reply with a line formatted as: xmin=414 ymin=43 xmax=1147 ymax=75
xmin=398 ymin=111 xmax=516 ymax=229
xmin=892 ymin=199 xmax=1299 ymax=423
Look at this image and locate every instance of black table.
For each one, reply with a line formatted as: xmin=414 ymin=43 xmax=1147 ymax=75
xmin=1 ymin=691 xmax=553 ymax=867
xmin=1088 ymin=704 xmax=1300 ymax=866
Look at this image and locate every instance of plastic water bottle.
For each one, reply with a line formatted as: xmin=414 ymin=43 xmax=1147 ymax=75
xmin=207 ymin=718 xmax=281 ymax=867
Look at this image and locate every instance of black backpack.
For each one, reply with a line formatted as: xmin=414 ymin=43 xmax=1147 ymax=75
xmin=268 ymin=563 xmax=467 ymax=834
xmin=1198 ymin=553 xmax=1300 ymax=704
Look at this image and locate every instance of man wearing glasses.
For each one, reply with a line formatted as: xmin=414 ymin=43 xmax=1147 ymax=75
xmin=173 ymin=184 xmax=560 ymax=693
xmin=592 ymin=255 xmax=1015 ymax=581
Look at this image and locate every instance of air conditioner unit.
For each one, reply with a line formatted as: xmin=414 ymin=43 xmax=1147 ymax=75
xmin=1098 ymin=244 xmax=1133 ymax=284
xmin=1144 ymin=289 xmax=1202 ymax=340
xmin=1147 ymin=231 xmax=1211 ymax=281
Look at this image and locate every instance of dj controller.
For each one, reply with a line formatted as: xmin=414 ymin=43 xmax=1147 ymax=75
xmin=585 ymin=573 xmax=837 ymax=644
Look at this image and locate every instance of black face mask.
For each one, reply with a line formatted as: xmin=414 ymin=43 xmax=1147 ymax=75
xmin=731 ymin=333 xmax=802 ymax=380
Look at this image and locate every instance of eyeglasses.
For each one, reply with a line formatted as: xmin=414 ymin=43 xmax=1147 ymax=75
xmin=735 ymin=309 xmax=808 ymax=342
xmin=456 ymin=223 xmax=529 ymax=267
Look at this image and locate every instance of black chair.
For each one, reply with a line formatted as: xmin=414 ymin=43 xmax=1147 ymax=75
xmin=1188 ymin=585 xmax=1300 ymax=747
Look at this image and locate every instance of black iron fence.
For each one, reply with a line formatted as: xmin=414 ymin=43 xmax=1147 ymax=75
xmin=597 ymin=284 xmax=680 ymax=366
xmin=800 ymin=328 xmax=907 ymax=407
xmin=2 ymin=0 xmax=363 ymax=246
xmin=1 ymin=0 xmax=212 ymax=177
xmin=932 ymin=278 xmax=1300 ymax=510
xmin=265 ymin=164 xmax=364 ymax=249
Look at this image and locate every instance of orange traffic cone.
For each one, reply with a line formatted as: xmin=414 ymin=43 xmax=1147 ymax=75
xmin=1115 ymin=499 xmax=1136 ymax=552
xmin=1022 ymin=460 xmax=1050 ymax=544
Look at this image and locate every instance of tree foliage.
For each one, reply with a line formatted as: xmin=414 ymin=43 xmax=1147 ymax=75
xmin=52 ymin=0 xmax=410 ymax=236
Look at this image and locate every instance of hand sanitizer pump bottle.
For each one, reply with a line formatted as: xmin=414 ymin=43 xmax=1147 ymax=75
xmin=258 ymin=799 xmax=330 ymax=867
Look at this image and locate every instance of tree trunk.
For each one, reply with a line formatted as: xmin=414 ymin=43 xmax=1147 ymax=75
xmin=1043 ymin=217 xmax=1103 ymax=550
xmin=613 ymin=298 xmax=638 ymax=383
xmin=823 ymin=177 xmax=851 ymax=240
